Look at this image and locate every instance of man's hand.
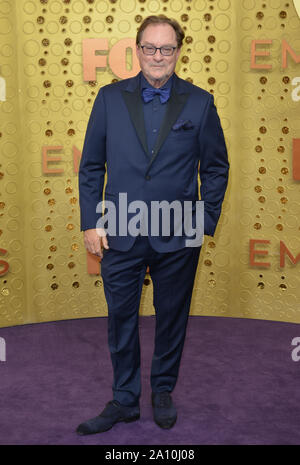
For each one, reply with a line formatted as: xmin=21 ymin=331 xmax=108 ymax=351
xmin=83 ymin=228 xmax=109 ymax=259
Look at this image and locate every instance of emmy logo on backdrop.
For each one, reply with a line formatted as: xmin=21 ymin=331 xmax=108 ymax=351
xmin=0 ymin=76 xmax=6 ymax=102
xmin=0 ymin=337 xmax=6 ymax=362
xmin=293 ymin=0 xmax=300 ymax=18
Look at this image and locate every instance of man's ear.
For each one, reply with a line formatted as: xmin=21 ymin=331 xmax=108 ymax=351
xmin=136 ymin=44 xmax=140 ymax=57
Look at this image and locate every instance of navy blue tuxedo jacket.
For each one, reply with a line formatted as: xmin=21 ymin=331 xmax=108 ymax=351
xmin=79 ymin=72 xmax=229 ymax=252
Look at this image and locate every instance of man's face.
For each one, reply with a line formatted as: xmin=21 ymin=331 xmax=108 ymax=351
xmin=136 ymin=23 xmax=181 ymax=88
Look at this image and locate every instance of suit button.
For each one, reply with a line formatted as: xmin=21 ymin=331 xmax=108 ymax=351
xmin=145 ymin=175 xmax=151 ymax=181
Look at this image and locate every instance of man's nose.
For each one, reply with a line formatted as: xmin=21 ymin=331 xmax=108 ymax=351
xmin=153 ymin=51 xmax=164 ymax=61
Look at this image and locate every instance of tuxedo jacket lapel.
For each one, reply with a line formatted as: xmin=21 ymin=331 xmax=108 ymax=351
xmin=122 ymin=75 xmax=148 ymax=157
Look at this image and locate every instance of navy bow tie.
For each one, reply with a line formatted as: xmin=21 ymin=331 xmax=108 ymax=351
xmin=142 ymin=87 xmax=171 ymax=104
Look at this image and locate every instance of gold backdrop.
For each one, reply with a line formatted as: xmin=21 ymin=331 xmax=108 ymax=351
xmin=0 ymin=0 xmax=300 ymax=327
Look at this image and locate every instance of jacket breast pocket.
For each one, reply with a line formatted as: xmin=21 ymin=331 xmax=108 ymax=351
xmin=168 ymin=127 xmax=199 ymax=140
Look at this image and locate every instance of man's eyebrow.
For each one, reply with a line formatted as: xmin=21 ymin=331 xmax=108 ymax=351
xmin=142 ymin=42 xmax=175 ymax=47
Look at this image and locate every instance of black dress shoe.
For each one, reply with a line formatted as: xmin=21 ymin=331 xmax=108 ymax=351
xmin=151 ymin=392 xmax=177 ymax=429
xmin=76 ymin=400 xmax=140 ymax=435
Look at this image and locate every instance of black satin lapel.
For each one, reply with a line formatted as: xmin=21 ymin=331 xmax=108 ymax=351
xmin=122 ymin=89 xmax=148 ymax=156
xmin=145 ymin=91 xmax=189 ymax=174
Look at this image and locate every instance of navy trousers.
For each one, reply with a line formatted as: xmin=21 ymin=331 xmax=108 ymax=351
xmin=100 ymin=235 xmax=201 ymax=406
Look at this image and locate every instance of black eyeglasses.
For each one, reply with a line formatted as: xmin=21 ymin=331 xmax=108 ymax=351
xmin=139 ymin=45 xmax=177 ymax=56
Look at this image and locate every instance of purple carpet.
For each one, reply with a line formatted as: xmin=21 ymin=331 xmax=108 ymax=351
xmin=0 ymin=315 xmax=300 ymax=445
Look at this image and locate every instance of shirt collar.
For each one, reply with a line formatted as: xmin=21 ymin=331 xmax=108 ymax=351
xmin=140 ymin=73 xmax=174 ymax=91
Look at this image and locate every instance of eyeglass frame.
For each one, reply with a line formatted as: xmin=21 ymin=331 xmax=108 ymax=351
xmin=138 ymin=44 xmax=178 ymax=56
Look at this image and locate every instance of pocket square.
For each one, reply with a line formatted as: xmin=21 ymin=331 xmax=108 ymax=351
xmin=172 ymin=119 xmax=194 ymax=131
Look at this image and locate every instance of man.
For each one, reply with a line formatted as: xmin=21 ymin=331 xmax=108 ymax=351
xmin=77 ymin=15 xmax=229 ymax=435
